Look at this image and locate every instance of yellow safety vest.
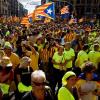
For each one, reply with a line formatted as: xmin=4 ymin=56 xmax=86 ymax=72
xmin=0 ymin=83 xmax=9 ymax=95
xmin=18 ymin=82 xmax=32 ymax=93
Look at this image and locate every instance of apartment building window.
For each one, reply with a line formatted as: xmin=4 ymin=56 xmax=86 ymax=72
xmin=77 ymin=0 xmax=81 ymax=4
xmin=2 ymin=8 xmax=4 ymax=13
xmin=76 ymin=7 xmax=85 ymax=16
xmin=55 ymin=1 xmax=59 ymax=7
xmin=4 ymin=10 xmax=7 ymax=15
xmin=92 ymin=8 xmax=97 ymax=13
xmin=81 ymin=0 xmax=85 ymax=3
xmin=60 ymin=2 xmax=65 ymax=8
xmin=86 ymin=7 xmax=91 ymax=12
xmin=94 ymin=0 xmax=98 ymax=3
xmin=3 ymin=9 xmax=5 ymax=14
xmin=87 ymin=0 xmax=91 ymax=4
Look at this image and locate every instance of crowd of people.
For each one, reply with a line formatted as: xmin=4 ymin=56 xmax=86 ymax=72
xmin=0 ymin=17 xmax=100 ymax=100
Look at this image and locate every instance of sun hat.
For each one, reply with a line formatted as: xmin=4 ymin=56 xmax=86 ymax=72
xmin=62 ymin=71 xmax=76 ymax=85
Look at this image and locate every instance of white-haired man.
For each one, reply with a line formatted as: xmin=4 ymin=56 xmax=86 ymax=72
xmin=22 ymin=70 xmax=54 ymax=100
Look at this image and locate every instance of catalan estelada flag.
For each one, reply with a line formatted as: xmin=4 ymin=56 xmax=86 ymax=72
xmin=61 ymin=6 xmax=70 ymax=19
xmin=21 ymin=17 xmax=30 ymax=27
xmin=35 ymin=2 xmax=55 ymax=19
xmin=27 ymin=13 xmax=33 ymax=23
xmin=61 ymin=6 xmax=69 ymax=15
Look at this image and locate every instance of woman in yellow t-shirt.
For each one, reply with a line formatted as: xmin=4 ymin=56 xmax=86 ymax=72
xmin=58 ymin=71 xmax=79 ymax=100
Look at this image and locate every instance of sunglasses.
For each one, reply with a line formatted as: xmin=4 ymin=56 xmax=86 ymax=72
xmin=32 ymin=81 xmax=46 ymax=86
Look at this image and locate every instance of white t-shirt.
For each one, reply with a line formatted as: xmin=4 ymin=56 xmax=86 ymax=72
xmin=76 ymin=79 xmax=98 ymax=100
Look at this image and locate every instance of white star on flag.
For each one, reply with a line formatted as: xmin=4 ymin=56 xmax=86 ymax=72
xmin=47 ymin=9 xmax=52 ymax=15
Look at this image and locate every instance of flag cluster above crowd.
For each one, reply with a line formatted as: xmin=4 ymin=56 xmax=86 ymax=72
xmin=0 ymin=2 xmax=99 ymax=28
xmin=0 ymin=2 xmax=73 ymax=26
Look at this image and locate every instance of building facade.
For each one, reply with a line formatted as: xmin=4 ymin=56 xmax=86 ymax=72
xmin=18 ymin=2 xmax=28 ymax=17
xmin=0 ymin=0 xmax=28 ymax=17
xmin=75 ymin=0 xmax=100 ymax=17
xmin=0 ymin=0 xmax=9 ymax=16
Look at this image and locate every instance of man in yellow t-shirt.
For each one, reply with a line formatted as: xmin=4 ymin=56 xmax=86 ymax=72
xmin=64 ymin=42 xmax=75 ymax=71
xmin=88 ymin=44 xmax=100 ymax=69
xmin=75 ymin=44 xmax=89 ymax=69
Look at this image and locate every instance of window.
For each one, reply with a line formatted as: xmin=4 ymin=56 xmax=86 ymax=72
xmin=99 ymin=6 xmax=100 ymax=12
xmin=92 ymin=8 xmax=97 ymax=13
xmin=5 ymin=10 xmax=7 ymax=14
xmin=94 ymin=0 xmax=98 ymax=3
xmin=60 ymin=2 xmax=65 ymax=7
xmin=77 ymin=0 xmax=80 ymax=4
xmin=87 ymin=0 xmax=91 ymax=4
xmin=81 ymin=0 xmax=85 ymax=3
xmin=86 ymin=7 xmax=91 ymax=12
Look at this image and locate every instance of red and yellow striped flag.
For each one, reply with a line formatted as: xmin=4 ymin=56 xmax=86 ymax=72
xmin=21 ymin=17 xmax=30 ymax=27
xmin=35 ymin=2 xmax=52 ymax=18
xmin=61 ymin=6 xmax=69 ymax=14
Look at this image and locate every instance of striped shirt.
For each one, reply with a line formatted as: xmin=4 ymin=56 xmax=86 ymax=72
xmin=64 ymin=32 xmax=76 ymax=42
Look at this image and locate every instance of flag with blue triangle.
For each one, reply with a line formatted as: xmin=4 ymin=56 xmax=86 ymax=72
xmin=44 ymin=2 xmax=55 ymax=19
xmin=35 ymin=2 xmax=55 ymax=20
